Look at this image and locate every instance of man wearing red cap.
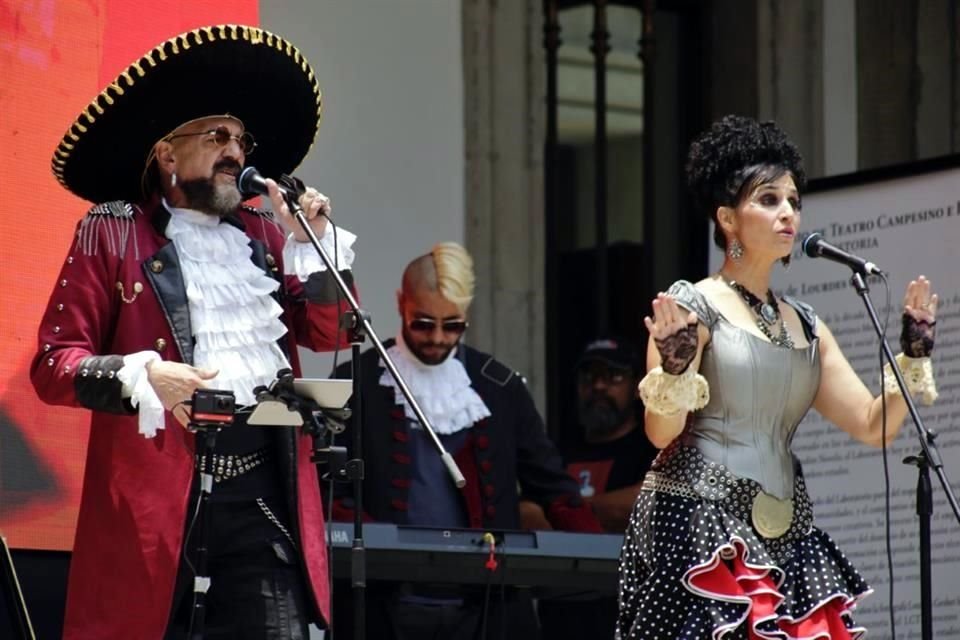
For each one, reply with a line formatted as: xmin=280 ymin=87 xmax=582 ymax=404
xmin=31 ymin=25 xmax=354 ymax=639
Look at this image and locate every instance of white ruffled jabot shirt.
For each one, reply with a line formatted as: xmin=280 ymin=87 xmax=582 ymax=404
xmin=378 ymin=334 xmax=491 ymax=435
xmin=165 ymin=207 xmax=290 ymax=406
xmin=118 ymin=201 xmax=356 ymax=438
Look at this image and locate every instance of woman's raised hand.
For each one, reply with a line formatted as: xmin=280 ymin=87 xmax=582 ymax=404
xmin=644 ymin=293 xmax=700 ymax=375
xmin=901 ymin=275 xmax=938 ymax=358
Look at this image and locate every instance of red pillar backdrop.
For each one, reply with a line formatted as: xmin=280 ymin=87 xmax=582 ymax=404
xmin=0 ymin=0 xmax=258 ymax=551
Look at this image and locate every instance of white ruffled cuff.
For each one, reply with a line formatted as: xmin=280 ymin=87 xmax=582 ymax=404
xmin=638 ymin=366 xmax=710 ymax=417
xmin=283 ymin=224 xmax=357 ymax=282
xmin=882 ymin=353 xmax=938 ymax=405
xmin=117 ymin=351 xmax=166 ymax=438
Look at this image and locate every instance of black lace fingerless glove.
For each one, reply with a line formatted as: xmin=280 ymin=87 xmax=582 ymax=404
xmin=901 ymin=314 xmax=935 ymax=358
xmin=655 ymin=323 xmax=699 ymax=375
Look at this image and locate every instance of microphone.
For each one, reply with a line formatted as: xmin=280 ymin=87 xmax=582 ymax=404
xmin=236 ymin=166 xmax=303 ymax=202
xmin=801 ymin=232 xmax=884 ymax=276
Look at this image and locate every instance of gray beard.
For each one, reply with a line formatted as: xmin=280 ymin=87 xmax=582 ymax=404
xmin=578 ymin=401 xmax=632 ymax=440
xmin=179 ymin=178 xmax=242 ymax=217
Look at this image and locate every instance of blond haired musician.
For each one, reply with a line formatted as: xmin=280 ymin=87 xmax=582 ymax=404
xmin=328 ymin=242 xmax=602 ymax=639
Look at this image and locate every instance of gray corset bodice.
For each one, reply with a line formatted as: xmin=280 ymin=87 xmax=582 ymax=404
xmin=668 ymin=280 xmax=822 ymax=500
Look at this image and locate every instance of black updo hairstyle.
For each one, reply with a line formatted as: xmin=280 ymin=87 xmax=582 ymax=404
xmin=685 ymin=114 xmax=806 ymax=252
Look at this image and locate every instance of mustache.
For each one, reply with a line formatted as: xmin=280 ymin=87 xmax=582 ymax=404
xmin=213 ymin=160 xmax=242 ymax=175
xmin=584 ymin=394 xmax=615 ymax=407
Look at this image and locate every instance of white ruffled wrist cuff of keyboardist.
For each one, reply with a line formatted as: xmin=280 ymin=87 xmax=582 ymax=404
xmin=282 ymin=224 xmax=357 ymax=282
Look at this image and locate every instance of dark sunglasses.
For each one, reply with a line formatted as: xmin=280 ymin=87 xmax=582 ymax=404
xmin=166 ymin=125 xmax=257 ymax=155
xmin=407 ymin=317 xmax=469 ymax=335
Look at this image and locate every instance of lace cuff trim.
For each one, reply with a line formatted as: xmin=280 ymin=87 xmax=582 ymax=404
xmin=882 ymin=353 xmax=938 ymax=406
xmin=638 ymin=366 xmax=710 ymax=416
xmin=117 ymin=351 xmax=165 ymax=438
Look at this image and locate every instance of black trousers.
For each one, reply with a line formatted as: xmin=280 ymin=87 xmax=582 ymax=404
xmin=165 ymin=496 xmax=311 ymax=640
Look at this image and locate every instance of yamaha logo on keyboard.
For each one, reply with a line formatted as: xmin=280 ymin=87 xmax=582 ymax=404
xmin=327 ymin=528 xmax=350 ymax=545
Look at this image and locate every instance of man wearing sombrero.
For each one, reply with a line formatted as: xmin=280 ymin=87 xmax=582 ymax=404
xmin=30 ymin=25 xmax=354 ymax=639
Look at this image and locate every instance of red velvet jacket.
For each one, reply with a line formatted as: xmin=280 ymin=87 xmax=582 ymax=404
xmin=30 ymin=198 xmax=353 ymax=639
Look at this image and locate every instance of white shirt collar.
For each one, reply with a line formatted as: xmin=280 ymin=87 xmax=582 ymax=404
xmin=163 ymin=197 xmax=221 ymax=227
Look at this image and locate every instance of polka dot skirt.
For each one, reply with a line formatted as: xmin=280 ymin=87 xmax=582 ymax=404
xmin=615 ymin=490 xmax=871 ymax=639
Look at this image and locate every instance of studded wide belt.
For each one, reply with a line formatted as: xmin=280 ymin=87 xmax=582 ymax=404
xmin=642 ymin=444 xmax=814 ymax=553
xmin=195 ymin=447 xmax=271 ymax=484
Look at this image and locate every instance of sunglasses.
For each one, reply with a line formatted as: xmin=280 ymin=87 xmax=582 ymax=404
xmin=407 ymin=317 xmax=469 ymax=335
xmin=166 ymin=125 xmax=257 ymax=155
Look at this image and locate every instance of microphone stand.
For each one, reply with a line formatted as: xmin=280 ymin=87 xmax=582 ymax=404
xmin=280 ymin=193 xmax=466 ymax=640
xmin=849 ymin=271 xmax=960 ymax=640
xmin=186 ymin=422 xmax=222 ymax=640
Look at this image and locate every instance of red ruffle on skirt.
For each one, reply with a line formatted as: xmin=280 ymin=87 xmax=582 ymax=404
xmin=776 ymin=597 xmax=855 ymax=640
xmin=685 ymin=537 xmax=856 ymax=640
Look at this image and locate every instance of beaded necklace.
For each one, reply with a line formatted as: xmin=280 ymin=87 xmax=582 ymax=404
xmin=725 ymin=279 xmax=794 ymax=348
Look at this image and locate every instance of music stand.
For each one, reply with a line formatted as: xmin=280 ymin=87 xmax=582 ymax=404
xmin=248 ymin=377 xmax=352 ymax=428
xmin=0 ymin=535 xmax=36 ymax=640
xmin=294 ymin=378 xmax=353 ymax=408
xmin=247 ymin=372 xmax=359 ymax=636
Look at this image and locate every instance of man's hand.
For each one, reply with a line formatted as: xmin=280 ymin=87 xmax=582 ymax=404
xmin=145 ymin=360 xmax=218 ymax=428
xmin=265 ymin=178 xmax=331 ymax=242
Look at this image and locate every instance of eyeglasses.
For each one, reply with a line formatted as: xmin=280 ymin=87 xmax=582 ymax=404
xmin=165 ymin=125 xmax=257 ymax=155
xmin=577 ymin=368 xmax=628 ymax=385
xmin=407 ymin=317 xmax=470 ymax=335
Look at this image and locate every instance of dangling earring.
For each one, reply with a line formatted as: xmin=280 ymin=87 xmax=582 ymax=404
xmin=171 ymin=172 xmax=177 ymax=188
xmin=727 ymin=238 xmax=744 ymax=261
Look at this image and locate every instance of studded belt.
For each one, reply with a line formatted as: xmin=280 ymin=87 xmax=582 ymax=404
xmin=641 ymin=444 xmax=814 ymax=562
xmin=195 ymin=447 xmax=271 ymax=484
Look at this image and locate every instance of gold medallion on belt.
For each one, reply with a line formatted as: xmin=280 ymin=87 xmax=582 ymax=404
xmin=751 ymin=491 xmax=793 ymax=539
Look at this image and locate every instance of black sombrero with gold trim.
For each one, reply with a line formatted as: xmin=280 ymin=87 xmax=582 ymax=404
xmin=52 ymin=24 xmax=322 ymax=204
